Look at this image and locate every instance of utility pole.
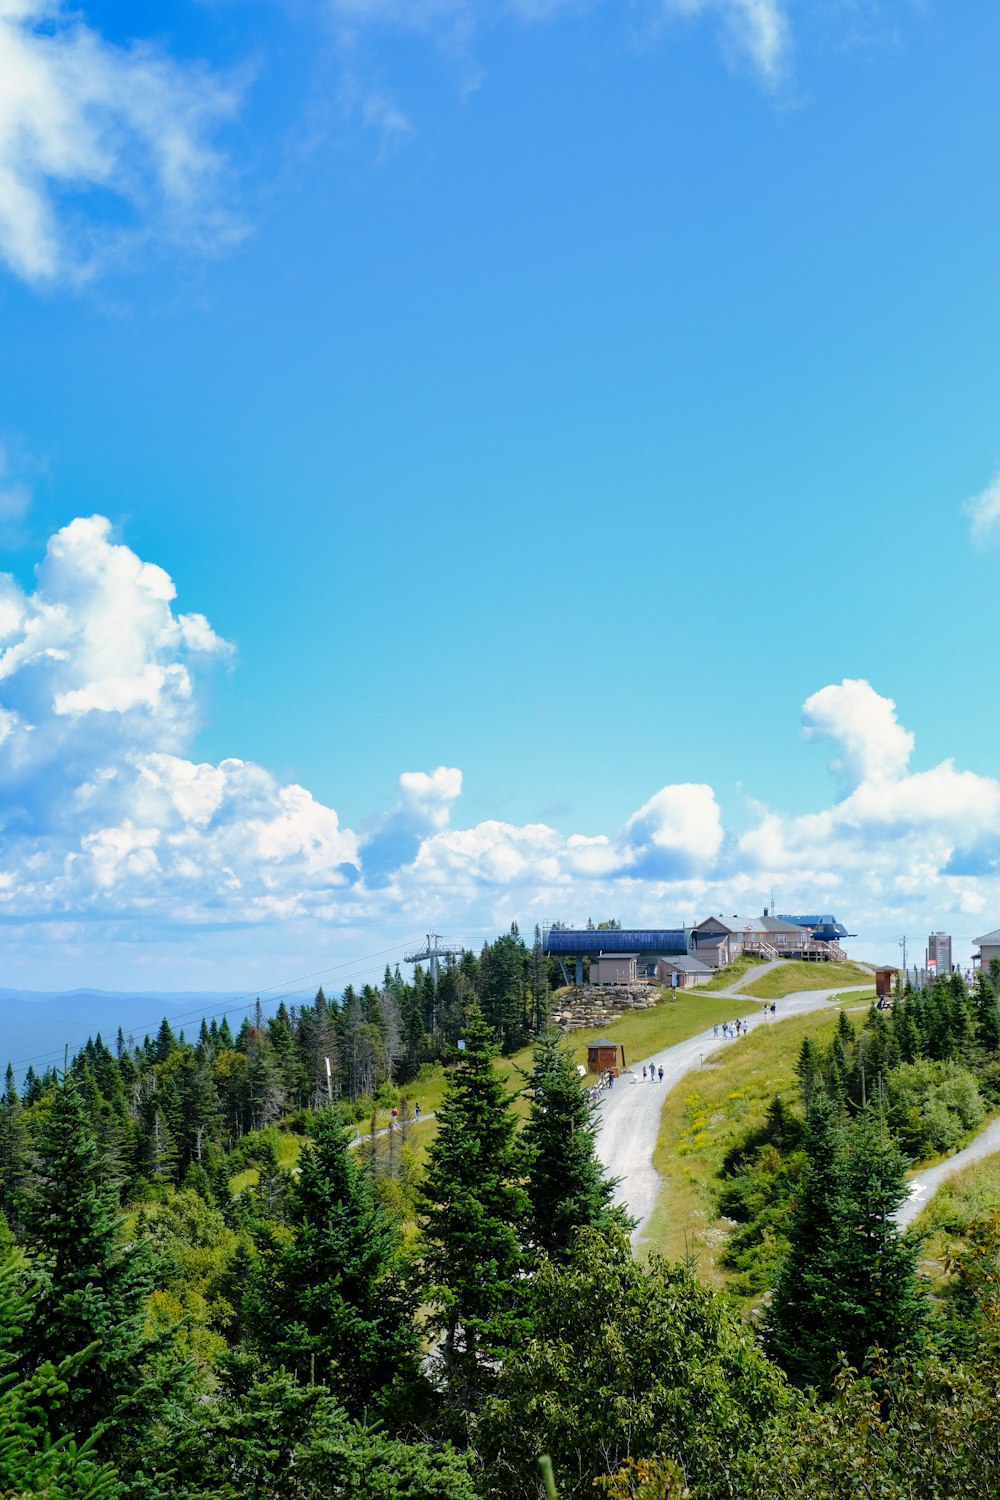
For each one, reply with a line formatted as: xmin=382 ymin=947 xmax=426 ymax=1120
xmin=898 ymin=935 xmax=907 ymax=984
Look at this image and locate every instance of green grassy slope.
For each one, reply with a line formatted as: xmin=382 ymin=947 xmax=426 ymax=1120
xmin=739 ymin=960 xmax=872 ymax=1000
xmin=642 ymin=998 xmax=873 ymax=1284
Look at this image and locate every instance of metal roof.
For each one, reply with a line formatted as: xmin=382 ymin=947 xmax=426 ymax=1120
xmin=658 ymin=955 xmax=713 ymax=973
xmin=693 ymin=915 xmax=768 ymax=934
xmin=777 ymin=914 xmax=851 ymax=939
xmin=974 ymin=929 xmax=1000 ymax=946
xmin=545 ymin=928 xmax=687 ymax=956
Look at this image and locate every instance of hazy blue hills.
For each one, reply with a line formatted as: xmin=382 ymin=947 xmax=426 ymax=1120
xmin=0 ymin=988 xmax=308 ymax=1083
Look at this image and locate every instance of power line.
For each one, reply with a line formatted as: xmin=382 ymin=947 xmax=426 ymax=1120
xmin=4 ymin=933 xmax=425 ymax=1081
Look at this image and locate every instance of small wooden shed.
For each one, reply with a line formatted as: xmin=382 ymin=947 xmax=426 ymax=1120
xmin=588 ymin=1038 xmax=621 ymax=1077
xmin=874 ymin=966 xmax=899 ymax=998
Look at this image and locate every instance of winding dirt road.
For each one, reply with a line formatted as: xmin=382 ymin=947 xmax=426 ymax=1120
xmin=594 ymin=976 xmax=874 ymax=1243
xmin=896 ymin=1114 xmax=1000 ymax=1229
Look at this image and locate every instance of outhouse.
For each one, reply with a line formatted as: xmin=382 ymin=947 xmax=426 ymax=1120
xmin=874 ymin=966 xmax=899 ymax=998
xmin=587 ymin=1038 xmax=621 ymax=1077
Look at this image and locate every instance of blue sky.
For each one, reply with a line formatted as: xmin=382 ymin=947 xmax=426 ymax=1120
xmin=1 ymin=0 xmax=1000 ymax=991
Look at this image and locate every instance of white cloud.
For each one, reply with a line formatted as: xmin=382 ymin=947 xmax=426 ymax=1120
xmin=4 ymin=524 xmax=1000 ymax=981
xmin=398 ymin=766 xmax=462 ymax=829
xmin=802 ymin=678 xmax=913 ymax=788
xmin=663 ymin=0 xmax=790 ymax=86
xmin=328 ymin=0 xmax=792 ymax=111
xmin=623 ymin=783 xmax=724 ymax=875
xmin=964 ymin=468 xmax=1000 ymax=548
xmin=0 ymin=516 xmax=358 ymax=926
xmin=406 ymin=781 xmax=725 ymax=893
xmin=0 ymin=1 xmax=242 ymax=283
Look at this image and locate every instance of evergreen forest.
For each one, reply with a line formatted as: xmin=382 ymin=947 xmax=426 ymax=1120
xmin=5 ymin=933 xmax=1000 ymax=1498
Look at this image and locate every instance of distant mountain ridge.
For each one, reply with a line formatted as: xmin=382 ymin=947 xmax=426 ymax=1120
xmin=0 ymin=987 xmax=311 ymax=1082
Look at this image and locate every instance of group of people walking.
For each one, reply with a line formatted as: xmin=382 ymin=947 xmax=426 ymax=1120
xmin=713 ymin=1019 xmax=748 ymax=1039
xmin=711 ymin=1005 xmax=777 ymax=1041
xmin=593 ymin=1002 xmax=784 ymax=1099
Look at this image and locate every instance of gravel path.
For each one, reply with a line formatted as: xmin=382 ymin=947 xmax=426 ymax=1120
xmin=896 ymin=1114 xmax=1000 ymax=1229
xmin=594 ymin=978 xmax=875 ymax=1244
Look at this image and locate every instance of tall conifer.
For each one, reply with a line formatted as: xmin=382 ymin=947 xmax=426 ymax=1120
xmin=16 ymin=1075 xmax=188 ymax=1472
xmin=764 ymin=1091 xmax=925 ymax=1389
xmin=522 ymin=1030 xmax=625 ymax=1258
xmin=417 ymin=1004 xmax=529 ymax=1392
xmin=244 ymin=1108 xmax=419 ymax=1418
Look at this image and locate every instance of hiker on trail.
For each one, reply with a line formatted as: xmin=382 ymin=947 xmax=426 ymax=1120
xmin=414 ymin=1103 xmax=421 ymax=1122
xmin=658 ymin=1066 xmax=664 ymax=1082
xmin=713 ymin=1024 xmax=719 ymax=1038
xmin=642 ymin=1065 xmax=647 ymax=1081
xmin=771 ymin=1003 xmax=776 ymax=1017
xmin=649 ymin=1066 xmax=655 ymax=1081
xmin=735 ymin=1020 xmax=742 ymax=1036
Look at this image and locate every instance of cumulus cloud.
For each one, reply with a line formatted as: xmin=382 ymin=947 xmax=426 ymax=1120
xmin=405 ymin=781 xmax=725 ymax=894
xmin=4 ymin=527 xmax=1000 ymax=979
xmin=0 ymin=1 xmax=243 ymax=284
xmin=802 ymin=678 xmax=913 ymax=788
xmin=390 ymin=677 xmax=1000 ymax=965
xmin=964 ymin=468 xmax=1000 ymax=548
xmin=358 ymin=765 xmax=462 ymax=883
xmin=0 ymin=516 xmax=358 ymax=925
xmin=731 ymin=679 xmax=1000 ymax=957
xmin=622 ymin=783 xmax=724 ymax=877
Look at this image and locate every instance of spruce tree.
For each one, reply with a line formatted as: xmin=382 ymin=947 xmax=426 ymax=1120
xmin=15 ymin=1074 xmax=189 ymax=1473
xmin=244 ymin=1107 xmax=420 ymax=1419
xmin=522 ymin=1030 xmax=626 ymax=1258
xmin=0 ymin=1064 xmax=25 ymax=1217
xmin=764 ymin=1091 xmax=925 ymax=1389
xmin=417 ymin=1004 xmax=529 ymax=1392
xmin=0 ymin=1251 xmax=121 ymax=1499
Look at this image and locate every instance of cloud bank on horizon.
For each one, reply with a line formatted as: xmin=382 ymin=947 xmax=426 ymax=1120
xmin=0 ymin=517 xmax=996 ymax=973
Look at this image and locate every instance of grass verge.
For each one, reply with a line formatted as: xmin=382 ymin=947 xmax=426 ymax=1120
xmin=642 ymin=999 xmax=872 ymax=1287
xmin=911 ymin=1151 xmax=1000 ymax=1238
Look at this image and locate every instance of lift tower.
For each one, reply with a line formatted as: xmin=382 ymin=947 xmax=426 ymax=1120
xmin=404 ymin=932 xmax=466 ymax=986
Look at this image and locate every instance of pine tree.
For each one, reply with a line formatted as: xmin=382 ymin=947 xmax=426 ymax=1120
xmin=417 ymin=1004 xmax=529 ymax=1392
xmin=152 ymin=1017 xmax=177 ymax=1064
xmin=0 ymin=1250 xmax=121 ymax=1499
xmin=522 ymin=1030 xmax=626 ymax=1258
xmin=764 ymin=1091 xmax=925 ymax=1389
xmin=529 ymin=924 xmax=550 ymax=1034
xmin=0 ymin=1065 xmax=25 ymax=1217
xmin=245 ymin=1108 xmax=420 ymax=1419
xmin=15 ymin=1075 xmax=189 ymax=1470
xmin=796 ymin=1036 xmax=823 ymax=1106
